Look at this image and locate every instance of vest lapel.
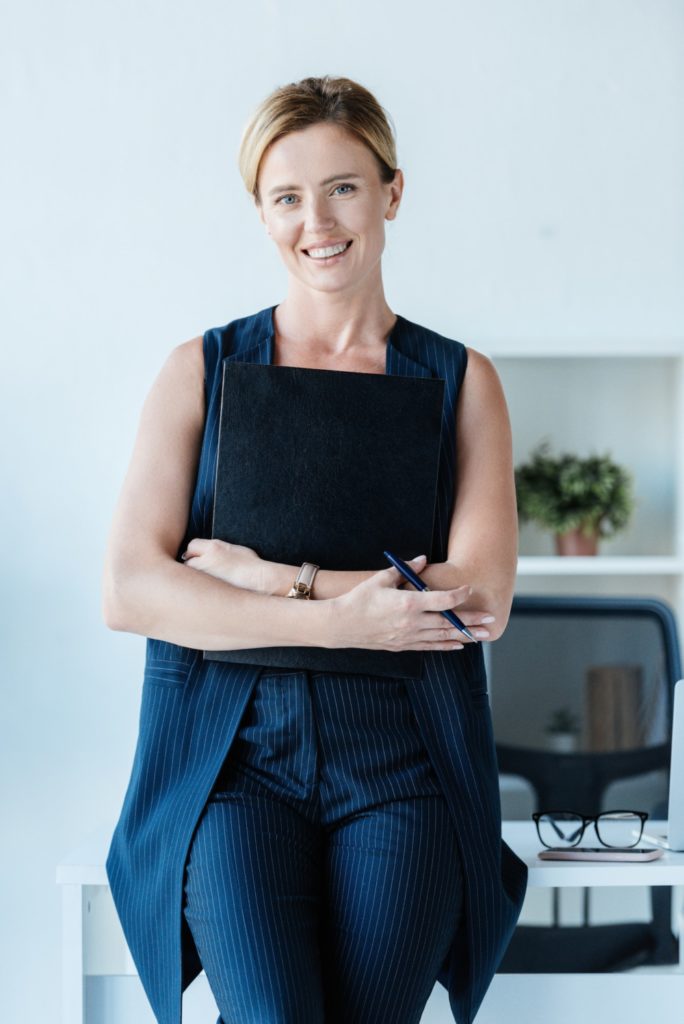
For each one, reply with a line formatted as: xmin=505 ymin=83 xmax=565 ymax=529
xmin=385 ymin=320 xmax=434 ymax=380
xmin=225 ymin=305 xmax=436 ymax=380
xmin=223 ymin=306 xmax=274 ymax=367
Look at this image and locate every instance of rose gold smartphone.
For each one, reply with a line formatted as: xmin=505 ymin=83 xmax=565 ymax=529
xmin=538 ymin=847 xmax=664 ymax=861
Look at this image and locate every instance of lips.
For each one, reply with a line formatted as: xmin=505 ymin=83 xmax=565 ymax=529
xmin=303 ymin=240 xmax=353 ymax=257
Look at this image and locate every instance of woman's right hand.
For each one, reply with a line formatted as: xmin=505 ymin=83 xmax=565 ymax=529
xmin=330 ymin=554 xmax=494 ymax=651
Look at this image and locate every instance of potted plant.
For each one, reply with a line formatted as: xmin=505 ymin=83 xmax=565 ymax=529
xmin=515 ymin=441 xmax=635 ymax=555
xmin=545 ymin=706 xmax=581 ymax=752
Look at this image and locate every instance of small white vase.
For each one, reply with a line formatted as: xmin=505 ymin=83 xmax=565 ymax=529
xmin=547 ymin=733 xmax=578 ymax=753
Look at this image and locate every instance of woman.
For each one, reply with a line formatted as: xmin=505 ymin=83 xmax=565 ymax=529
xmin=103 ymin=75 xmax=528 ymax=1024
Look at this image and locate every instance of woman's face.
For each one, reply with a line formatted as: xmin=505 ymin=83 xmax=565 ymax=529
xmin=256 ymin=122 xmax=403 ymax=295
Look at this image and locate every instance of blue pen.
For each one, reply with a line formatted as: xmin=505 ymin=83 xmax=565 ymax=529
xmin=383 ymin=550 xmax=479 ymax=643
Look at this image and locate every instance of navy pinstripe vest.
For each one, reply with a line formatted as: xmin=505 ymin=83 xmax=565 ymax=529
xmin=105 ymin=305 xmax=528 ymax=1024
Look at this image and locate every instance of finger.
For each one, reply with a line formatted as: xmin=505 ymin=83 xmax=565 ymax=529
xmin=420 ymin=608 xmax=494 ymax=630
xmin=459 ymin=612 xmax=496 ymax=625
xmin=415 ymin=622 xmax=470 ymax=639
xmin=417 ymin=621 xmax=490 ymax=643
xmin=421 ymin=609 xmax=495 ymax=628
xmin=400 ymin=639 xmax=465 ymax=651
xmin=421 ymin=585 xmax=473 ymax=611
xmin=379 ymin=554 xmax=427 ymax=588
xmin=182 ymin=538 xmax=209 ymax=560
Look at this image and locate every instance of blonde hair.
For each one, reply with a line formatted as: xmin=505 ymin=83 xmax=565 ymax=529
xmin=238 ymin=75 xmax=398 ymax=205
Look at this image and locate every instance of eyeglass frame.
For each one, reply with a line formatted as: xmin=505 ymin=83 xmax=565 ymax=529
xmin=532 ymin=809 xmax=649 ymax=849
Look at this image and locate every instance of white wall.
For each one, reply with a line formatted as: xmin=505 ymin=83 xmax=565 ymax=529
xmin=1 ymin=1 xmax=682 ymax=1021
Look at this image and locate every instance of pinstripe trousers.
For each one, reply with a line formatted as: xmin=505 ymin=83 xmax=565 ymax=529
xmin=182 ymin=668 xmax=465 ymax=1024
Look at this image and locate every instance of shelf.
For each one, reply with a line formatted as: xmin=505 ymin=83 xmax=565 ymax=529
xmin=486 ymin=343 xmax=684 ymax=358
xmin=492 ymin=352 xmax=684 ymax=623
xmin=517 ymin=556 xmax=684 ymax=576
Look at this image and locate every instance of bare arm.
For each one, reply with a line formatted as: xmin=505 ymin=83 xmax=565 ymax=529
xmin=102 ymin=338 xmax=486 ymax=652
xmin=442 ymin=348 xmax=518 ymax=640
xmin=102 ymin=338 xmax=335 ymax=650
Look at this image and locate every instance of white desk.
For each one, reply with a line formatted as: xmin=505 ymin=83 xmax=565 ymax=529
xmin=504 ymin=820 xmax=684 ymax=896
xmin=57 ymin=821 xmax=684 ymax=1024
xmin=478 ymin=821 xmax=684 ymax=1024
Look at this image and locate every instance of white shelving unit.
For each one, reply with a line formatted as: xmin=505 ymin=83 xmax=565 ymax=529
xmin=485 ymin=344 xmax=684 ymax=839
xmin=485 ymin=348 xmax=684 ymax=632
xmin=518 ymin=556 xmax=684 ymax=576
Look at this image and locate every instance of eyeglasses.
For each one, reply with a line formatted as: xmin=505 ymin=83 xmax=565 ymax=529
xmin=532 ymin=810 xmax=648 ymax=849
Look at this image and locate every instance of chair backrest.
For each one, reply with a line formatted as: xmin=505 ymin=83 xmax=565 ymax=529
xmin=489 ymin=595 xmax=681 ymax=816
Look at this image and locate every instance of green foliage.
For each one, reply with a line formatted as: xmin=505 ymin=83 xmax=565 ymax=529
xmin=515 ymin=441 xmax=635 ymax=539
xmin=545 ymin=706 xmax=581 ymax=735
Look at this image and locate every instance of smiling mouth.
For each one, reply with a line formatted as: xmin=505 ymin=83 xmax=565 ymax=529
xmin=303 ymin=240 xmax=353 ymax=259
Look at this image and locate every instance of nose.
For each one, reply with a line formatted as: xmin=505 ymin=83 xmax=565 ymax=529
xmin=303 ymin=193 xmax=336 ymax=233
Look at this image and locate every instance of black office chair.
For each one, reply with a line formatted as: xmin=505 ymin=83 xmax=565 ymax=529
xmin=489 ymin=595 xmax=681 ymax=972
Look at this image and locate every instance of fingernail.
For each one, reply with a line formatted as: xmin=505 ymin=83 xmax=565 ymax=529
xmin=480 ymin=615 xmax=495 ymax=623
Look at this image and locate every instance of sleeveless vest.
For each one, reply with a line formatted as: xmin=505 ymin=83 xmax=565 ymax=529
xmin=105 ymin=304 xmax=528 ymax=1024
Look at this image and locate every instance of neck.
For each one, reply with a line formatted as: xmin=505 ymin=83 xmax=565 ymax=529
xmin=274 ymin=288 xmax=396 ymax=357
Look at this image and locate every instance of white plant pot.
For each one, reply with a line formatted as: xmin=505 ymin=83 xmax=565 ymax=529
xmin=547 ymin=732 xmax=578 ymax=753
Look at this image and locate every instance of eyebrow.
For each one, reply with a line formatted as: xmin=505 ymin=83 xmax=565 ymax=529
xmin=267 ymin=173 xmax=363 ymax=197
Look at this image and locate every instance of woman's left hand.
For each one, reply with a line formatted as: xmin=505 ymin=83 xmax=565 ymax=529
xmin=180 ymin=539 xmax=266 ymax=592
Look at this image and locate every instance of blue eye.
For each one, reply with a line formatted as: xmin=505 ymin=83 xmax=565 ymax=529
xmin=276 ymin=183 xmax=357 ymax=206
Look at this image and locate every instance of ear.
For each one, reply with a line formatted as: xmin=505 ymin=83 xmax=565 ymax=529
xmin=385 ymin=168 xmax=404 ymax=222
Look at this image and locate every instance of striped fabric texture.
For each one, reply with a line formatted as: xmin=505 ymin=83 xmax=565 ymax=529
xmin=183 ymin=667 xmax=464 ymax=1023
xmin=105 ymin=305 xmax=528 ymax=1024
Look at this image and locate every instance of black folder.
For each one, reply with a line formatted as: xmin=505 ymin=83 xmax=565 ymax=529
xmin=203 ymin=360 xmax=444 ymax=678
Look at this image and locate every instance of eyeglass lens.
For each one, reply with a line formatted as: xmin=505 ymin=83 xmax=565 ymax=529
xmin=536 ymin=811 xmax=644 ymax=848
xmin=596 ymin=812 xmax=643 ymax=847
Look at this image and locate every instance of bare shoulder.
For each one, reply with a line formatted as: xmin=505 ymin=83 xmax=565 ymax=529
xmin=146 ymin=335 xmax=204 ymax=415
xmin=161 ymin=335 xmax=204 ymax=379
xmin=460 ymin=345 xmax=508 ymax=415
xmin=105 ymin=334 xmax=208 ymax=574
xmin=463 ymin=345 xmax=502 ymax=386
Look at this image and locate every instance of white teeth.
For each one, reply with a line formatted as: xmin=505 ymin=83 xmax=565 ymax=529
xmin=307 ymin=241 xmax=349 ymax=259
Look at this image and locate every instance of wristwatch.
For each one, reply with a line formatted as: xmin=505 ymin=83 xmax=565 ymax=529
xmin=286 ymin=562 xmax=320 ymax=599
